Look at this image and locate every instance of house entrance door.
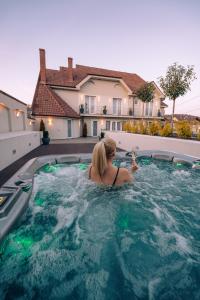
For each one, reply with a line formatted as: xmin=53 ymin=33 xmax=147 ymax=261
xmin=67 ymin=120 xmax=72 ymax=138
xmin=92 ymin=121 xmax=98 ymax=136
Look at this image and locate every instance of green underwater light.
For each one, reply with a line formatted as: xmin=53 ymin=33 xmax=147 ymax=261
xmin=176 ymin=162 xmax=183 ymax=167
xmin=120 ymin=218 xmax=129 ymax=229
xmin=140 ymin=158 xmax=152 ymax=165
xmin=35 ymin=197 xmax=44 ymax=206
xmin=76 ymin=163 xmax=88 ymax=170
xmin=42 ymin=164 xmax=62 ymax=173
xmin=1 ymin=234 xmax=34 ymax=258
xmin=14 ymin=236 xmax=34 ymax=248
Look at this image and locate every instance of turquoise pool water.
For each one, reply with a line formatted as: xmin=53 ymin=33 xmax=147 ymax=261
xmin=0 ymin=158 xmax=200 ymax=299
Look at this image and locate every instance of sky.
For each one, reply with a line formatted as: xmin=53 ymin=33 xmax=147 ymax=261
xmin=0 ymin=0 xmax=200 ymax=115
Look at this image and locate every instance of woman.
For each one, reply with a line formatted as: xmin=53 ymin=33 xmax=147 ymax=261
xmin=88 ymin=137 xmax=138 ymax=186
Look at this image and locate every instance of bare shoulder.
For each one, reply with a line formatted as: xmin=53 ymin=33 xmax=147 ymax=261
xmin=119 ymin=167 xmax=132 ymax=182
xmin=119 ymin=167 xmax=130 ymax=175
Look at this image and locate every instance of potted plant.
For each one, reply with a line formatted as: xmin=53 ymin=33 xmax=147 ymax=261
xmin=80 ymin=104 xmax=84 ymax=114
xmin=103 ymin=106 xmax=107 ymax=115
xmin=157 ymin=109 xmax=161 ymax=117
xmin=99 ymin=131 xmax=105 ymax=140
xmin=129 ymin=108 xmax=133 ymax=116
xmin=42 ymin=130 xmax=50 ymax=145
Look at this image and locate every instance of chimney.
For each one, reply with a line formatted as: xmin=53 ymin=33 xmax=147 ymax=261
xmin=39 ymin=48 xmax=46 ymax=84
xmin=67 ymin=57 xmax=73 ymax=82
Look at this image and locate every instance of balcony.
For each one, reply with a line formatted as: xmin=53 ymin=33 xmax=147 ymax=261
xmin=79 ymin=105 xmax=164 ymax=119
xmin=79 ymin=105 xmax=131 ymax=117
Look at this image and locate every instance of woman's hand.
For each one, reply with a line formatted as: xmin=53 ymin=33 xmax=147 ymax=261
xmin=131 ymin=160 xmax=138 ymax=172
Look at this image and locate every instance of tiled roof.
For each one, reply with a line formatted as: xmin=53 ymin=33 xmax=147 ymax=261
xmin=46 ymin=64 xmax=146 ymax=92
xmin=32 ymin=83 xmax=79 ymax=118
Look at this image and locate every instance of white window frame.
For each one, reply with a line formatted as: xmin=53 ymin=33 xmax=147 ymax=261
xmin=106 ymin=120 xmax=110 ymax=131
xmin=145 ymin=101 xmax=153 ymax=117
xmin=113 ymin=98 xmax=122 ymax=115
xmin=117 ymin=121 xmax=121 ymax=131
xmin=85 ymin=95 xmax=96 ymax=114
xmin=112 ymin=121 xmax=116 ymax=131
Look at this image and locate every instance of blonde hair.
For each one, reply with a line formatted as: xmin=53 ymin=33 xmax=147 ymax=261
xmin=92 ymin=137 xmax=116 ymax=177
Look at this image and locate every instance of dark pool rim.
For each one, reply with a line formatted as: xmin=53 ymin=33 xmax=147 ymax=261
xmin=0 ymin=150 xmax=200 ymax=244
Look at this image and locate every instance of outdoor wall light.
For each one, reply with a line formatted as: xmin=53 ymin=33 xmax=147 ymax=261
xmin=101 ymin=119 xmax=104 ymax=126
xmin=48 ymin=118 xmax=52 ymax=125
xmin=29 ymin=121 xmax=32 ymax=125
xmin=16 ymin=110 xmax=20 ymax=117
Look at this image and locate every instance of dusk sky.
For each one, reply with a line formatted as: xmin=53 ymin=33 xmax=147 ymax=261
xmin=0 ymin=0 xmax=199 ymax=115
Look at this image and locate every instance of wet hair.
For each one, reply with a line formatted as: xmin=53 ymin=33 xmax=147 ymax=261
xmin=92 ymin=137 xmax=116 ymax=177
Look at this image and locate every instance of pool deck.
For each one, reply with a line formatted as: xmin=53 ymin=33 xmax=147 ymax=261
xmin=0 ymin=142 xmax=124 ymax=187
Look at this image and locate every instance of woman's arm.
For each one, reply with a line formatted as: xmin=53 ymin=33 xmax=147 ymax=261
xmin=131 ymin=151 xmax=139 ymax=172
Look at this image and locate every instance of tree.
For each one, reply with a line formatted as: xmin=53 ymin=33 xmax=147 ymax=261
xmin=159 ymin=63 xmax=196 ymax=131
xmin=136 ymin=82 xmax=155 ymax=118
xmin=39 ymin=119 xmax=45 ymax=132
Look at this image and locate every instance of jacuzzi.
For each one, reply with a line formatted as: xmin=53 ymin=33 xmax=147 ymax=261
xmin=0 ymin=150 xmax=200 ymax=299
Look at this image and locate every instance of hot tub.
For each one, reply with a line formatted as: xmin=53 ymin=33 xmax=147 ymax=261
xmin=0 ymin=151 xmax=200 ymax=299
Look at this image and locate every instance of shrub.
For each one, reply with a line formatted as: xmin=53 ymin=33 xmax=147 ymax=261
xmin=123 ymin=121 xmax=133 ymax=133
xmin=197 ymin=130 xmax=200 ymax=141
xmin=40 ymin=119 xmax=45 ymax=132
xmin=175 ymin=121 xmax=192 ymax=138
xmin=149 ymin=121 xmax=161 ymax=135
xmin=160 ymin=123 xmax=172 ymax=137
xmin=130 ymin=123 xmax=139 ymax=134
xmin=82 ymin=123 xmax=87 ymax=137
xmin=138 ymin=121 xmax=148 ymax=134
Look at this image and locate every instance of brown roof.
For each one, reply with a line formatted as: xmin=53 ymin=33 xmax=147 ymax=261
xmin=45 ymin=64 xmax=146 ymax=92
xmin=32 ymin=83 xmax=79 ymax=118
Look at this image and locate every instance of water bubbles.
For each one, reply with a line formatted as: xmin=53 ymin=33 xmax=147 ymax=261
xmin=0 ymin=160 xmax=200 ymax=299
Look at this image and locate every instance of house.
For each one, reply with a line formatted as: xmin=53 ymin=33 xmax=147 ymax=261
xmin=32 ymin=49 xmax=167 ymax=139
xmin=0 ymin=90 xmax=28 ymax=133
xmin=0 ymin=90 xmax=40 ymax=170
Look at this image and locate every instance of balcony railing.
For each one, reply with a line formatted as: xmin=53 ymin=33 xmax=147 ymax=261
xmin=80 ymin=105 xmax=130 ymax=116
xmin=79 ymin=105 xmax=164 ymax=118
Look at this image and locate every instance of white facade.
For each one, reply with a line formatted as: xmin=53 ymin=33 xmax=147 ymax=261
xmin=0 ymin=131 xmax=41 ymax=171
xmin=41 ymin=78 xmax=165 ymax=139
xmin=0 ymin=91 xmax=28 ymax=133
xmin=34 ymin=116 xmax=80 ymax=139
xmin=0 ymin=91 xmax=41 ymax=171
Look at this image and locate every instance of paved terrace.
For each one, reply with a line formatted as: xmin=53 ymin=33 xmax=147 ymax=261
xmin=0 ymin=138 xmax=124 ymax=187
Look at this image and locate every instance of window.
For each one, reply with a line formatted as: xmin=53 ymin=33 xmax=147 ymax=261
xmin=113 ymin=98 xmax=122 ymax=115
xmin=85 ymin=96 xmax=96 ymax=114
xmin=145 ymin=101 xmax=153 ymax=116
xmin=117 ymin=122 xmax=121 ymax=131
xmin=112 ymin=121 xmax=116 ymax=131
xmin=106 ymin=121 xmax=110 ymax=131
xmin=134 ymin=98 xmax=138 ymax=104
